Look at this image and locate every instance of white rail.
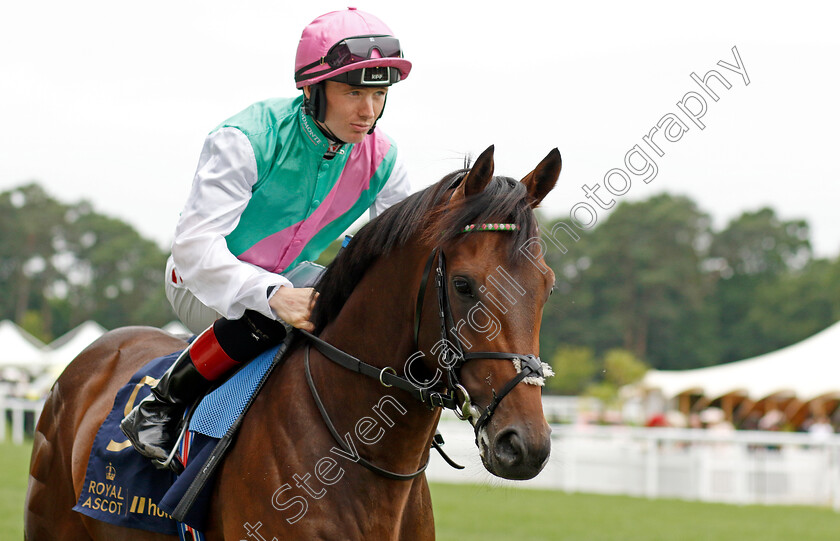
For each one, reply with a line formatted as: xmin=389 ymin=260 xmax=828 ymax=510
xmin=427 ymin=421 xmax=840 ymax=509
xmin=7 ymin=395 xmax=839 ymax=509
xmin=0 ymin=397 xmax=45 ymax=444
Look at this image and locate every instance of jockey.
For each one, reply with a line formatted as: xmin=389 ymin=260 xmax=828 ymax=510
xmin=121 ymin=8 xmax=412 ymax=469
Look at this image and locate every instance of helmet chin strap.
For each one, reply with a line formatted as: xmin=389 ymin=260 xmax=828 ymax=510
xmin=302 ymin=84 xmax=347 ymax=146
xmin=314 ymin=119 xmax=347 ymax=146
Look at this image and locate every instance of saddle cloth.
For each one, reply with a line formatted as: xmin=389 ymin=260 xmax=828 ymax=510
xmin=73 ymin=343 xmax=284 ymax=535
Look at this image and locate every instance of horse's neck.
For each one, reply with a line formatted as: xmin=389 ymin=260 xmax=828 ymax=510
xmin=314 ymin=245 xmax=439 ymax=461
xmin=321 ymin=240 xmax=430 ymax=368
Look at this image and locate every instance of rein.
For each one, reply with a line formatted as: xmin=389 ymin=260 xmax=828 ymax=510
xmin=300 ymin=329 xmax=459 ymax=410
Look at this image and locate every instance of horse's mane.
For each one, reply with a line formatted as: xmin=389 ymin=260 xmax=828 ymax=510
xmin=311 ymin=167 xmax=538 ymax=332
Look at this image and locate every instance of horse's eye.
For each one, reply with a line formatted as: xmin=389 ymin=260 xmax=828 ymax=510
xmin=550 ymin=284 xmax=556 ymax=296
xmin=453 ymin=277 xmax=474 ymax=297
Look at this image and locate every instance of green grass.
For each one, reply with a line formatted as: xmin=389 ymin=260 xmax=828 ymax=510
xmin=1 ymin=438 xmax=31 ymax=540
xmin=6 ymin=438 xmax=840 ymax=540
xmin=430 ymin=483 xmax=840 ymax=541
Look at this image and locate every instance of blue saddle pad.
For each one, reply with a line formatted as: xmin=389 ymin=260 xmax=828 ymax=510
xmin=73 ymin=343 xmax=284 ymax=534
xmin=188 ymin=343 xmax=283 ymax=438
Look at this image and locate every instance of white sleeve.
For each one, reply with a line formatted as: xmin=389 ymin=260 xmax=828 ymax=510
xmin=370 ymin=149 xmax=411 ymax=219
xmin=171 ymin=127 xmax=291 ymax=321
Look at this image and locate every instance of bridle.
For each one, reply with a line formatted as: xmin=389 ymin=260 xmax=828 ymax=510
xmin=412 ymin=243 xmax=546 ymax=432
xmin=300 ymin=180 xmax=546 ymax=480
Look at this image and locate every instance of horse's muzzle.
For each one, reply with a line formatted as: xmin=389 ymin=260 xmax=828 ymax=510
xmin=483 ymin=424 xmax=551 ymax=480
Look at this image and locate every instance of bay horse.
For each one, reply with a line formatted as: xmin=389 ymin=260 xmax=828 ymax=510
xmin=25 ymin=145 xmax=561 ymax=540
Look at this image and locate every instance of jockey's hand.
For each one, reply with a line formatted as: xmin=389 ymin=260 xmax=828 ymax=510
xmin=269 ymin=286 xmax=319 ymax=332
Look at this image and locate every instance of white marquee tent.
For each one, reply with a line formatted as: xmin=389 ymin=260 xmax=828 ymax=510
xmin=0 ymin=319 xmax=47 ymax=371
xmin=0 ymin=320 xmax=188 ymax=372
xmin=44 ymin=320 xmax=108 ymax=374
xmin=643 ymin=320 xmax=840 ymax=402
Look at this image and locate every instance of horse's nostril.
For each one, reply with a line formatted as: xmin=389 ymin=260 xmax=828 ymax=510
xmin=493 ymin=428 xmax=523 ymax=468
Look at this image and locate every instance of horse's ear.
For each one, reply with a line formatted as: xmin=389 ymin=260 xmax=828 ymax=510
xmin=520 ymin=148 xmax=562 ymax=208
xmin=453 ymin=145 xmax=495 ymax=200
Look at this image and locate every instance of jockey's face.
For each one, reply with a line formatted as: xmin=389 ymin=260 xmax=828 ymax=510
xmin=312 ymin=81 xmax=388 ymax=144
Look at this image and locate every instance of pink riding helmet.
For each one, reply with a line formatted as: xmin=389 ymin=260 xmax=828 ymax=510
xmin=294 ymin=7 xmax=412 ymax=88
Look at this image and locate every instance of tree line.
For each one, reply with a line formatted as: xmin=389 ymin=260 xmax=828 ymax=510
xmin=539 ymin=192 xmax=840 ymax=393
xmin=2 ymin=184 xmax=838 ymax=394
xmin=0 ymin=184 xmax=173 ymax=341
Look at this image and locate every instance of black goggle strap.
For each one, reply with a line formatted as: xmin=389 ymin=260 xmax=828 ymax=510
xmin=295 ymin=62 xmax=334 ymax=83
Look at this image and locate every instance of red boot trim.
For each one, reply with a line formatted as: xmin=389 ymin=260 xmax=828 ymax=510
xmin=190 ymin=326 xmax=239 ymax=381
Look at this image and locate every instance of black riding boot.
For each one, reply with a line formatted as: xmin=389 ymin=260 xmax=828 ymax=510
xmin=120 ymin=311 xmax=288 ymax=471
xmin=119 ymin=346 xmax=211 ymax=468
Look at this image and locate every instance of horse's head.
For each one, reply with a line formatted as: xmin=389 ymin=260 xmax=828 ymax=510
xmin=311 ymin=144 xmax=561 ymax=481
xmin=419 ymin=145 xmax=561 ymax=480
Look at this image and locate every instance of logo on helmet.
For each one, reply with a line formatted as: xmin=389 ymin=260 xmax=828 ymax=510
xmin=362 ymin=67 xmax=389 ymax=84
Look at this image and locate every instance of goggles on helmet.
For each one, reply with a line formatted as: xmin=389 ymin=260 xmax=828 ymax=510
xmin=295 ymin=35 xmax=404 ymax=84
xmin=325 ymin=35 xmax=402 ymax=67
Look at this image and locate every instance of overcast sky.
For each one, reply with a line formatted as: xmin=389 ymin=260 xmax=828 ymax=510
xmin=2 ymin=1 xmax=838 ymax=257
